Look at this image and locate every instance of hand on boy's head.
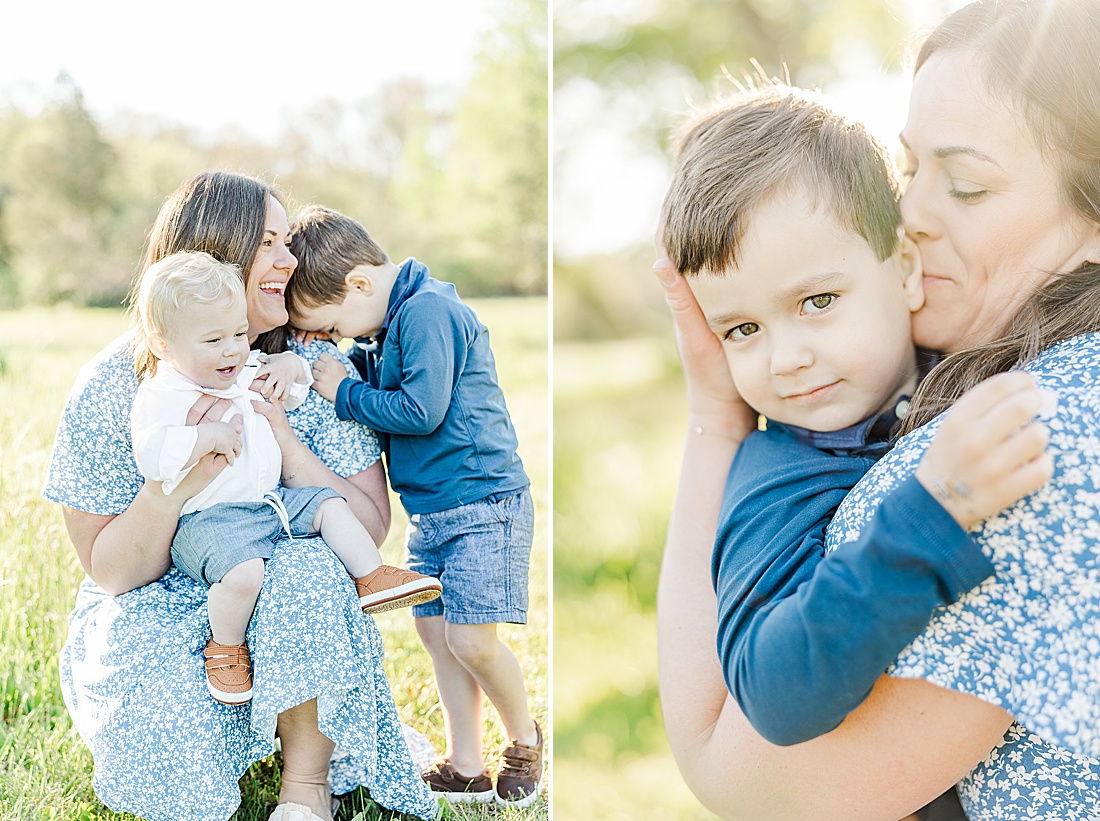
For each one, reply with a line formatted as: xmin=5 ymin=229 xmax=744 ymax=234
xmin=310 ymin=353 xmax=346 ymax=402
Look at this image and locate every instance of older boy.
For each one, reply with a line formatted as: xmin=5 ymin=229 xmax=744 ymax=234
xmin=284 ymin=207 xmax=542 ymax=807
xmin=658 ymin=80 xmax=1050 ymax=761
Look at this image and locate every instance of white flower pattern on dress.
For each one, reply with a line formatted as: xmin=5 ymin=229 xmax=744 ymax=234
xmin=44 ymin=334 xmax=436 ymax=821
xmin=825 ymin=334 xmax=1100 ymax=820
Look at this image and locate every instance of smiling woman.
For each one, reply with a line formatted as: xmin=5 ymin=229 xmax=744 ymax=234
xmin=899 ymin=49 xmax=1100 ymax=355
xmin=42 ymin=170 xmax=436 ymax=821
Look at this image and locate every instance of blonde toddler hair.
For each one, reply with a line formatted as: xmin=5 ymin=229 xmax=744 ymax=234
xmin=132 ymin=250 xmax=245 ymax=379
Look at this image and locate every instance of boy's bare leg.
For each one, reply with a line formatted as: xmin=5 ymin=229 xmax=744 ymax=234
xmin=445 ymin=622 xmax=537 ymax=746
xmin=313 ymin=497 xmax=382 ymax=578
xmin=418 ymin=616 xmax=537 ymax=760
xmin=416 ymin=615 xmax=488 ymax=774
xmin=207 ymin=557 xmax=265 ymax=645
xmin=277 ymin=698 xmax=336 ymax=821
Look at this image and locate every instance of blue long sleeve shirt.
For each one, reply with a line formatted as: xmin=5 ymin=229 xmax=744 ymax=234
xmin=335 ymin=258 xmax=528 ymax=514
xmin=714 ymin=413 xmax=995 ymax=746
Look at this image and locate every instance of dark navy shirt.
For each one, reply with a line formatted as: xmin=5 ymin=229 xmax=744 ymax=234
xmin=335 ymin=258 xmax=528 ymax=514
xmin=713 ymin=402 xmax=995 ymax=746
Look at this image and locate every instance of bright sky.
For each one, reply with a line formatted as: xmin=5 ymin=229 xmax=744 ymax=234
xmin=1 ymin=0 xmax=497 ymax=139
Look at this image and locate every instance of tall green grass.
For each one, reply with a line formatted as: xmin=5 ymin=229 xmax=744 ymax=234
xmin=0 ymin=300 xmax=548 ymax=821
xmin=553 ymin=335 xmax=720 ymax=821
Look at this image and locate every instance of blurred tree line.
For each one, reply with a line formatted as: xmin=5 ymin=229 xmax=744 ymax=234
xmin=0 ymin=0 xmax=546 ymax=309
xmin=554 ymin=0 xmax=956 ymax=342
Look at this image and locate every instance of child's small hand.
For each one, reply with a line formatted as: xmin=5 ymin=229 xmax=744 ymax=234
xmin=202 ymin=415 xmax=244 ymax=466
xmin=311 ymin=353 xmax=347 ymax=402
xmin=253 ymin=352 xmax=308 ymax=403
xmin=916 ymin=371 xmax=1053 ymax=530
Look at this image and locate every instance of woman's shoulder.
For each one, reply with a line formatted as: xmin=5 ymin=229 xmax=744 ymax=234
xmin=1026 ymin=331 xmax=1100 ymax=383
xmin=44 ymin=332 xmax=144 ymax=514
xmin=72 ymin=333 xmax=138 ymax=397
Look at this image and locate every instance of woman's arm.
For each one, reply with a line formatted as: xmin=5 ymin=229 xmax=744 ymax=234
xmin=65 ymin=448 xmax=229 ymax=595
xmin=654 ymin=261 xmax=1012 ymax=820
xmin=255 ymin=400 xmax=391 ymax=544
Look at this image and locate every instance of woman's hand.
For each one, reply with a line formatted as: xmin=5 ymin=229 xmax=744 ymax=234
xmin=916 ymin=371 xmax=1054 ymax=530
xmin=654 ymin=254 xmax=756 ymax=443
xmin=252 ymin=397 xmax=294 ymax=448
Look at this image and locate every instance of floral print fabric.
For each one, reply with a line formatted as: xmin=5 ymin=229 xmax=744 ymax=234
xmin=826 ymin=333 xmax=1100 ymax=820
xmin=44 ymin=334 xmax=436 ymax=821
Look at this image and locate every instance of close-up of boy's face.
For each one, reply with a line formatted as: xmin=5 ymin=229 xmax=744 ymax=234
xmin=290 ymin=265 xmax=390 ymax=342
xmin=153 ymin=295 xmax=251 ymax=390
xmin=687 ymin=188 xmax=924 ymax=432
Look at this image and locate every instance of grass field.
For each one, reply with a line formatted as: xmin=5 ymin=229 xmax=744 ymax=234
xmin=0 ymin=298 xmax=548 ymax=821
xmin=553 ymin=335 xmax=721 ymax=821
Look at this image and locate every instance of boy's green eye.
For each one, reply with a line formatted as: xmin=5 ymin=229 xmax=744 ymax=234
xmin=803 ymin=294 xmax=835 ymax=312
xmin=726 ymin=322 xmax=760 ymax=340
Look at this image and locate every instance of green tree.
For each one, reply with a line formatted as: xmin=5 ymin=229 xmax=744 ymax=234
xmin=437 ymin=0 xmax=549 ymax=295
xmin=3 ymin=74 xmax=125 ymax=305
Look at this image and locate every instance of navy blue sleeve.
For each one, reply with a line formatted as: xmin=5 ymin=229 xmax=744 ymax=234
xmin=714 ymin=432 xmax=994 ymax=746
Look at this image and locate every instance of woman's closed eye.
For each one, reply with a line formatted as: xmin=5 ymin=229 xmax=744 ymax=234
xmin=801 ymin=293 xmax=836 ymax=315
xmin=948 ymin=185 xmax=988 ymax=202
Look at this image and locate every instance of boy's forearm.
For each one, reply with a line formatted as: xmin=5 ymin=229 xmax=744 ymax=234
xmin=335 ymin=378 xmax=446 ymax=435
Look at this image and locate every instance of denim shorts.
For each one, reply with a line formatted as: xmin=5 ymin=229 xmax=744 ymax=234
xmin=172 ymin=485 xmax=340 ymax=585
xmin=406 ymin=488 xmax=533 ymax=624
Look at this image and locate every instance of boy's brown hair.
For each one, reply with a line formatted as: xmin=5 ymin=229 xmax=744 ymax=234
xmin=286 ymin=205 xmax=388 ymax=311
xmin=661 ymin=80 xmax=902 ymax=277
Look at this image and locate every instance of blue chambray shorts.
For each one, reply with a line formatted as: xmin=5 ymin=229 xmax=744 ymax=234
xmin=406 ymin=488 xmax=533 ymax=624
xmin=172 ymin=485 xmax=341 ymax=585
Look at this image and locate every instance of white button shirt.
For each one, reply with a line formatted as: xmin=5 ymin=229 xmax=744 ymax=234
xmin=130 ymin=351 xmax=311 ymax=515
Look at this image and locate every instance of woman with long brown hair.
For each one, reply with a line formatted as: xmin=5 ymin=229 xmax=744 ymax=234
xmin=44 ymin=171 xmax=436 ymax=821
xmin=655 ymin=1 xmax=1100 ymax=817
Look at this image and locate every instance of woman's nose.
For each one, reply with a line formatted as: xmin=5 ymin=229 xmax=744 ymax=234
xmin=278 ymin=243 xmax=298 ymax=272
xmin=899 ymin=174 xmax=936 ymax=240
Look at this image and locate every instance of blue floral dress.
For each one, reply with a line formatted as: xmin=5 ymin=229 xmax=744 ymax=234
xmin=43 ymin=335 xmax=438 ymax=821
xmin=826 ymin=334 xmax=1100 ymax=820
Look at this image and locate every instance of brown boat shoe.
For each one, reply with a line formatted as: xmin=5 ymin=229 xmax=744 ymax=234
xmin=204 ymin=639 xmax=253 ymax=705
xmin=421 ymin=757 xmax=495 ymax=804
xmin=353 ymin=565 xmax=442 ymax=614
xmin=495 ymin=720 xmax=544 ymax=807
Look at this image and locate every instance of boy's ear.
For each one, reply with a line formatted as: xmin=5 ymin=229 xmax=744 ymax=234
xmin=147 ymin=332 xmax=172 ymax=362
xmin=345 ymin=270 xmax=373 ymax=295
xmin=896 ymin=231 xmax=925 ymax=313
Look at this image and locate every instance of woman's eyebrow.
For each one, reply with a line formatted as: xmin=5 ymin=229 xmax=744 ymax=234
xmin=898 ymin=133 xmax=1002 ymax=167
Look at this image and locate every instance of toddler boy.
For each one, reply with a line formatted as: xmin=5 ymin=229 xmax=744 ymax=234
xmin=285 ymin=206 xmax=542 ymax=807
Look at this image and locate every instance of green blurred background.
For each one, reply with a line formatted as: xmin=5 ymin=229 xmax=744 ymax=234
xmin=0 ymin=0 xmax=546 ymax=308
xmin=552 ymin=1 xmax=960 ymax=818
